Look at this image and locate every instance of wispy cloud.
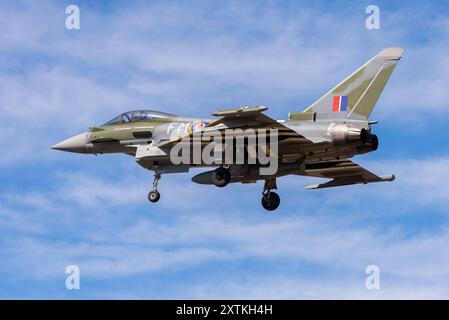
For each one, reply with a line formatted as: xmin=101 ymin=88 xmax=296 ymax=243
xmin=1 ymin=155 xmax=449 ymax=298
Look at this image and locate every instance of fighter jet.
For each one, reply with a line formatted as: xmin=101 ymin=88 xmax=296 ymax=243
xmin=52 ymin=48 xmax=403 ymax=211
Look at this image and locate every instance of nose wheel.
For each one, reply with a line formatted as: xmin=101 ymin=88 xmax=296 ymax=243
xmin=261 ymin=178 xmax=280 ymax=211
xmin=148 ymin=173 xmax=161 ymax=203
xmin=148 ymin=190 xmax=160 ymax=202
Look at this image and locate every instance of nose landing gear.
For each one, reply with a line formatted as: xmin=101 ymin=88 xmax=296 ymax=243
xmin=148 ymin=173 xmax=161 ymax=203
xmin=261 ymin=178 xmax=280 ymax=211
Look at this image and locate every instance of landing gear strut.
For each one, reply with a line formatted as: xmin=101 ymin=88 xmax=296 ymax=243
xmin=261 ymin=178 xmax=280 ymax=211
xmin=212 ymin=167 xmax=231 ymax=187
xmin=148 ymin=173 xmax=161 ymax=203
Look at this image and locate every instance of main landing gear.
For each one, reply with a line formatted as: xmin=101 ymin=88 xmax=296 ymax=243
xmin=147 ymin=168 xmax=280 ymax=211
xmin=211 ymin=168 xmax=280 ymax=211
xmin=261 ymin=178 xmax=280 ymax=211
xmin=148 ymin=173 xmax=161 ymax=203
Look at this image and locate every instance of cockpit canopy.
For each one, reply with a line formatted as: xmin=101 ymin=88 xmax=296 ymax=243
xmin=102 ymin=110 xmax=176 ymax=126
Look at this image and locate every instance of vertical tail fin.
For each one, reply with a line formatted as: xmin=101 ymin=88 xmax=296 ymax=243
xmin=302 ymin=47 xmax=403 ymax=120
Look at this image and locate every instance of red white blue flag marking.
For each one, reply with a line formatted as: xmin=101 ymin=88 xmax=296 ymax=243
xmin=191 ymin=121 xmax=209 ymax=133
xmin=332 ymin=95 xmax=348 ymax=112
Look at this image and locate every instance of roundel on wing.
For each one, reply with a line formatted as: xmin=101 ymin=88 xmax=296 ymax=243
xmin=191 ymin=121 xmax=209 ymax=133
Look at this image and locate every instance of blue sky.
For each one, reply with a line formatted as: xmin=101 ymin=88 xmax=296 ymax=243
xmin=1 ymin=0 xmax=449 ymax=299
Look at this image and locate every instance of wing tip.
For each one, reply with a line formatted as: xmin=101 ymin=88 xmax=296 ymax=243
xmin=380 ymin=174 xmax=395 ymax=182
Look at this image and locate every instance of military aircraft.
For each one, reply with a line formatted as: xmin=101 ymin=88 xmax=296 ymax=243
xmin=52 ymin=47 xmax=403 ymax=211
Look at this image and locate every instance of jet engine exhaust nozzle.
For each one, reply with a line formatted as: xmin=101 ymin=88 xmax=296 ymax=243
xmin=328 ymin=123 xmax=371 ymax=145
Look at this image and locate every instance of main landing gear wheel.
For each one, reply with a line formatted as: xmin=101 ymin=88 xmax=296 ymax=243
xmin=261 ymin=178 xmax=280 ymax=211
xmin=261 ymin=191 xmax=280 ymax=211
xmin=148 ymin=190 xmax=160 ymax=203
xmin=148 ymin=173 xmax=161 ymax=203
xmin=212 ymin=167 xmax=231 ymax=187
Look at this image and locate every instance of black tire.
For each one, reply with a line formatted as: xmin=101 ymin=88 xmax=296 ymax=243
xmin=261 ymin=191 xmax=280 ymax=211
xmin=148 ymin=190 xmax=160 ymax=203
xmin=212 ymin=167 xmax=231 ymax=187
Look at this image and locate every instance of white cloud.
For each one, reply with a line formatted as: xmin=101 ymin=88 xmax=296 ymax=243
xmin=3 ymin=201 xmax=449 ymax=298
xmin=184 ymin=273 xmax=449 ymax=299
xmin=1 ymin=156 xmax=449 ymax=299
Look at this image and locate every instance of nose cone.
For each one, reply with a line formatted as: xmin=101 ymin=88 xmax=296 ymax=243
xmin=52 ymin=132 xmax=89 ymax=153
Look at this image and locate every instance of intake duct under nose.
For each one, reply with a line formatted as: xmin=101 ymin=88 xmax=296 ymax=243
xmin=328 ymin=123 xmax=371 ymax=145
